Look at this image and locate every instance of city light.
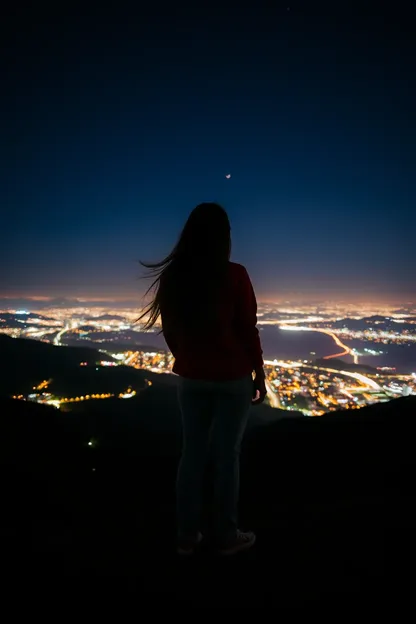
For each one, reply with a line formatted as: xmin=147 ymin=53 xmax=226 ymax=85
xmin=3 ymin=299 xmax=415 ymax=416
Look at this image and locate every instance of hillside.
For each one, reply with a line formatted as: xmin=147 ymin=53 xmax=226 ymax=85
xmin=0 ymin=312 xmax=57 ymax=325
xmin=1 ymin=389 xmax=413 ymax=606
xmin=332 ymin=316 xmax=416 ymax=332
xmin=1 ymin=334 xmax=411 ymax=606
xmin=0 ymin=336 xmax=299 ymax=425
xmin=62 ymin=337 xmax=165 ymax=353
xmin=0 ymin=334 xmax=119 ymax=395
xmin=0 ymin=333 xmax=115 ymax=366
xmin=313 ymin=357 xmax=377 ymax=374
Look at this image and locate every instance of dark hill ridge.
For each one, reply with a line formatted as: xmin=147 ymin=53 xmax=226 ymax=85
xmin=0 ymin=333 xmax=115 ymax=365
xmin=0 ymin=334 xmax=117 ymax=395
xmin=0 ymin=336 xmax=300 ymax=424
xmin=0 ymin=312 xmax=57 ymax=322
xmin=77 ymin=324 xmax=99 ymax=332
xmin=0 ymin=335 xmax=412 ymax=605
xmin=62 ymin=336 xmax=165 ymax=353
xmin=313 ymin=357 xmax=377 ymax=374
xmin=332 ymin=316 xmax=416 ymax=332
xmin=0 ymin=312 xmax=58 ymax=329
xmin=90 ymin=314 xmax=128 ymax=321
xmin=1 ymin=392 xmax=413 ymax=606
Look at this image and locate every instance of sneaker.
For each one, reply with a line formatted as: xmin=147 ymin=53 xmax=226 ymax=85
xmin=177 ymin=531 xmax=203 ymax=556
xmin=217 ymin=530 xmax=256 ymax=555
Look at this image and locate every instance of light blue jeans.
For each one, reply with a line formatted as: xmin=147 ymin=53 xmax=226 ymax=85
xmin=176 ymin=374 xmax=253 ymax=541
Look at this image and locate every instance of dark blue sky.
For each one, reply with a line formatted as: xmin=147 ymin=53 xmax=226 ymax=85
xmin=1 ymin=3 xmax=415 ymax=302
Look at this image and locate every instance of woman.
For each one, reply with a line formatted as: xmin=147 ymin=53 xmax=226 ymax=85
xmin=138 ymin=202 xmax=266 ymax=556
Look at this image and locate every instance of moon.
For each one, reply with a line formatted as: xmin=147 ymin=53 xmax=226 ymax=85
xmin=225 ymin=173 xmax=231 ymax=179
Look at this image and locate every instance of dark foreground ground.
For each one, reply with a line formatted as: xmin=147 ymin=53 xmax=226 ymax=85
xmin=1 ymin=395 xmax=414 ymax=609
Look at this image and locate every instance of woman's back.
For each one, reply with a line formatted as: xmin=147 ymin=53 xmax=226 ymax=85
xmin=161 ymin=261 xmax=263 ymax=380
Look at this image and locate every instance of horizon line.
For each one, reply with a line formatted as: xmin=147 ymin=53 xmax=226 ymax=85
xmin=0 ymin=294 xmax=415 ymax=306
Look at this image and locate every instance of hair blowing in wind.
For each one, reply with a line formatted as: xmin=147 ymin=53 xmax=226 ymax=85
xmin=136 ymin=203 xmax=232 ymax=331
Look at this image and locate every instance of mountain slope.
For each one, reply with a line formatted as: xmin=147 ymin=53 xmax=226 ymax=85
xmin=1 ymin=393 xmax=413 ymax=605
xmin=0 ymin=335 xmax=298 ymax=425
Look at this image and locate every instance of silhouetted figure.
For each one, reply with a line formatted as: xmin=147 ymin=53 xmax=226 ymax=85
xmin=138 ymin=203 xmax=266 ymax=555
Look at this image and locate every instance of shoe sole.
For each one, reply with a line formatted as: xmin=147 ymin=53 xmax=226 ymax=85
xmin=177 ymin=534 xmax=203 ymax=555
xmin=217 ymin=535 xmax=256 ymax=556
xmin=177 ymin=548 xmax=197 ymax=556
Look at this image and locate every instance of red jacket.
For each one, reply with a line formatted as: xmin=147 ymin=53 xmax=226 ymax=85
xmin=161 ymin=262 xmax=264 ymax=381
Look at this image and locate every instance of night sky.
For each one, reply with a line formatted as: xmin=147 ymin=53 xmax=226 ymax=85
xmin=1 ymin=3 xmax=415 ymax=303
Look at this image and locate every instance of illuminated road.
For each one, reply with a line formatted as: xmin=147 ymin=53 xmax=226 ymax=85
xmin=54 ymin=327 xmax=67 ymax=345
xmin=280 ymin=325 xmax=359 ymax=364
xmin=53 ymin=323 xmax=79 ymax=346
xmin=124 ymin=352 xmax=137 ymax=365
xmin=298 ymin=363 xmax=382 ymax=390
xmin=319 ymin=329 xmax=359 ymax=364
xmin=265 ymin=380 xmax=281 ymax=408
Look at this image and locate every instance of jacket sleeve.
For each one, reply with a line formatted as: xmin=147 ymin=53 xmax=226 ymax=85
xmin=235 ymin=266 xmax=264 ymax=371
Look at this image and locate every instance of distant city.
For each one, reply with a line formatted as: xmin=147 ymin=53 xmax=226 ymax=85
xmin=2 ymin=299 xmax=415 ymax=416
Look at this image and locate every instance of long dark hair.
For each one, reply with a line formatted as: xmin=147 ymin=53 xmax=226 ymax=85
xmin=136 ymin=202 xmax=231 ymax=331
